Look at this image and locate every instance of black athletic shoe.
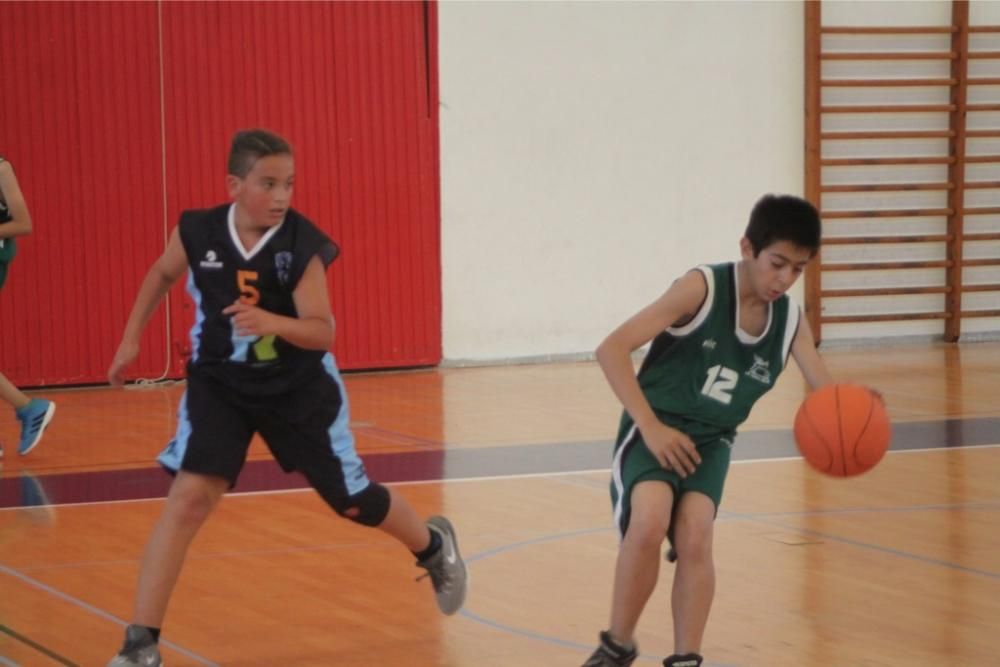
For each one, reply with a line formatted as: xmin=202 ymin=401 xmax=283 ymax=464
xmin=582 ymin=630 xmax=638 ymax=667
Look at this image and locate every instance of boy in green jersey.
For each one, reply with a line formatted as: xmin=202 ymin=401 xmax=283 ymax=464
xmin=584 ymin=195 xmax=833 ymax=667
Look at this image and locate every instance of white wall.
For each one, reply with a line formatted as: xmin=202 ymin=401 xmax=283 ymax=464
xmin=439 ymin=1 xmax=805 ymax=362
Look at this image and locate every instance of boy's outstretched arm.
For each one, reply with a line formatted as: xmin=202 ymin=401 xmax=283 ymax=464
xmin=0 ymin=159 xmax=33 ymax=239
xmin=790 ymin=313 xmax=834 ymax=391
xmin=223 ymin=255 xmax=333 ymax=351
xmin=108 ymin=227 xmax=188 ymax=386
xmin=595 ymin=270 xmax=705 ymax=476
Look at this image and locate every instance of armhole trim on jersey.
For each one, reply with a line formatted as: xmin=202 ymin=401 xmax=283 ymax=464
xmin=782 ymin=299 xmax=801 ymax=364
xmin=667 ymin=265 xmax=714 ymax=337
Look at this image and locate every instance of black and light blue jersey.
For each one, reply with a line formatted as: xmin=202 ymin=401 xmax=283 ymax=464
xmin=179 ymin=204 xmax=339 ymax=395
xmin=0 ymin=164 xmax=16 ymax=279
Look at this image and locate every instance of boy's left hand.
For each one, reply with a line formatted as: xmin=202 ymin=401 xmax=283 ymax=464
xmin=223 ymin=301 xmax=279 ymax=337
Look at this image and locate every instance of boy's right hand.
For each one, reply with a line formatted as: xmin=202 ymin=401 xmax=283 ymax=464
xmin=639 ymin=421 xmax=701 ymax=477
xmin=108 ymin=340 xmax=140 ymax=387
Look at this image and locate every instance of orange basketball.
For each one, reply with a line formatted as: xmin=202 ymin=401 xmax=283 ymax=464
xmin=793 ymin=383 xmax=890 ymax=477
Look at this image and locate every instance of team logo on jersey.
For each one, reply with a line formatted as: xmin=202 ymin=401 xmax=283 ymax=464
xmin=745 ymin=354 xmax=772 ymax=384
xmin=275 ymin=251 xmax=293 ymax=286
xmin=702 ymin=338 xmax=717 ymax=350
xmin=199 ymin=250 xmax=223 ymax=269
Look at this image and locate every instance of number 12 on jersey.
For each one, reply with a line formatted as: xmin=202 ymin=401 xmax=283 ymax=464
xmin=701 ymin=364 xmax=738 ymax=405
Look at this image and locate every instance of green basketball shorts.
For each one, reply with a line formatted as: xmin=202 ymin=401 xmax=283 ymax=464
xmin=609 ymin=413 xmax=733 ymax=538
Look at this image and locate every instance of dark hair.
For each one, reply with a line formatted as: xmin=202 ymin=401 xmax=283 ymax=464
xmin=227 ymin=129 xmax=292 ymax=177
xmin=744 ymin=194 xmax=821 ymax=257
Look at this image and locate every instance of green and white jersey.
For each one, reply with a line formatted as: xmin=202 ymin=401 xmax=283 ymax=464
xmin=635 ymin=262 xmax=800 ymax=440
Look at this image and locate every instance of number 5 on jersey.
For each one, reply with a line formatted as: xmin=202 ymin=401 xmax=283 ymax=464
xmin=702 ymin=364 xmax=738 ymax=405
xmin=235 ymin=269 xmax=278 ymax=361
xmin=237 ymin=270 xmax=260 ymax=305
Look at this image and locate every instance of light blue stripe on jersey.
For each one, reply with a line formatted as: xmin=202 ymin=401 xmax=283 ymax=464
xmin=229 ymin=331 xmax=256 ymax=362
xmin=322 ymin=353 xmax=370 ymax=495
xmin=158 ymin=390 xmax=193 ymax=471
xmin=185 ymin=272 xmax=205 ymax=362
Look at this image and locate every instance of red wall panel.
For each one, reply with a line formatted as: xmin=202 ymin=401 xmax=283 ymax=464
xmin=161 ymin=0 xmax=441 ymax=373
xmin=0 ymin=2 xmax=167 ymax=386
xmin=1 ymin=1 xmax=440 ymax=386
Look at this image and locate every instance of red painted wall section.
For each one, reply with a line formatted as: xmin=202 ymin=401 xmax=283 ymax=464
xmin=0 ymin=2 xmax=167 ymax=386
xmin=0 ymin=1 xmax=441 ymax=386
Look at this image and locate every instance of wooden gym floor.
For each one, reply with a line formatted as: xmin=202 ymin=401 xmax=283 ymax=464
xmin=1 ymin=341 xmax=998 ymax=666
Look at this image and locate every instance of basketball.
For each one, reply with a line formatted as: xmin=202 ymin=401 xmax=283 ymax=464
xmin=793 ymin=383 xmax=890 ymax=477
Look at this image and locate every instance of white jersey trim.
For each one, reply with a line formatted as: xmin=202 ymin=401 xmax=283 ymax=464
xmin=667 ymin=265 xmax=715 ymax=337
xmin=733 ymin=265 xmax=773 ymax=345
xmin=782 ymin=300 xmax=801 ymax=363
xmin=227 ymin=204 xmax=285 ymax=261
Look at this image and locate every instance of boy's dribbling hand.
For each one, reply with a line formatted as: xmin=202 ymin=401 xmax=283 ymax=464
xmin=640 ymin=421 xmax=701 ymax=477
xmin=223 ymin=300 xmax=278 ymax=337
xmin=108 ymin=340 xmax=140 ymax=387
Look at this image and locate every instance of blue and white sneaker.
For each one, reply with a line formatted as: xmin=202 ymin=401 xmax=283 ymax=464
xmin=15 ymin=398 xmax=55 ymax=455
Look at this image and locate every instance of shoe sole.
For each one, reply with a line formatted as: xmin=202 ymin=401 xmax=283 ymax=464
xmin=19 ymin=402 xmax=55 ymax=456
xmin=427 ymin=515 xmax=469 ymax=615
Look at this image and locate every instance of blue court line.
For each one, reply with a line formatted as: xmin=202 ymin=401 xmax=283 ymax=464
xmin=744 ymin=500 xmax=1000 ymax=518
xmin=735 ymin=512 xmax=1000 ymax=580
xmin=459 ymin=527 xmax=742 ymax=665
xmin=457 ymin=499 xmax=999 ymax=661
xmin=0 ymin=564 xmax=219 ymax=666
xmin=460 ymin=607 xmax=738 ymax=666
xmin=465 ymin=526 xmax=609 ymax=563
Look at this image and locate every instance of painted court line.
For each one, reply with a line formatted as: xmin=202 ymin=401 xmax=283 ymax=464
xmin=456 ymin=498 xmax=999 ymax=661
xmin=458 ymin=525 xmax=747 ymax=665
xmin=0 ymin=624 xmax=76 ymax=667
xmin=2 ymin=441 xmax=997 ymax=512
xmin=738 ymin=513 xmax=1000 ymax=580
xmin=0 ymin=566 xmax=219 ymax=666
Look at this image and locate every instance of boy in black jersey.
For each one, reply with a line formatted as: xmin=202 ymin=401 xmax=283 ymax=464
xmin=106 ymin=130 xmax=467 ymax=666
xmin=584 ymin=196 xmax=833 ymax=667
xmin=0 ymin=154 xmax=56 ymax=457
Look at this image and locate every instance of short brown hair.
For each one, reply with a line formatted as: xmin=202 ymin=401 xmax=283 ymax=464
xmin=227 ymin=129 xmax=292 ymax=177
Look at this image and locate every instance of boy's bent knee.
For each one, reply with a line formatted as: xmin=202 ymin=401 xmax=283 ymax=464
xmin=673 ymin=492 xmax=716 ymax=560
xmin=166 ymin=473 xmax=227 ymax=523
xmin=331 ymin=482 xmax=391 ymax=527
xmin=166 ymin=488 xmax=219 ymax=525
xmin=674 ymin=530 xmax=713 ymax=562
xmin=624 ymin=514 xmax=669 ymax=550
xmin=673 ymin=517 xmax=714 ymax=561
